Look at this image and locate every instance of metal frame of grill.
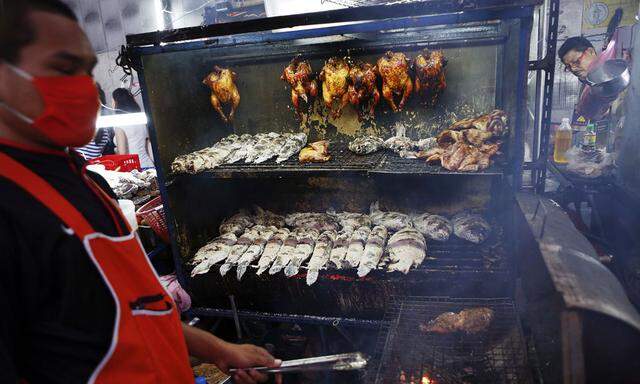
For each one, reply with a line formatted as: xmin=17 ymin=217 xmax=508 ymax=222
xmin=371 ymin=296 xmax=532 ymax=384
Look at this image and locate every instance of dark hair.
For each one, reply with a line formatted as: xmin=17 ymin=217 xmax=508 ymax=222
xmin=0 ymin=0 xmax=78 ymax=63
xmin=112 ymin=88 xmax=141 ymax=114
xmin=558 ymin=36 xmax=594 ymax=61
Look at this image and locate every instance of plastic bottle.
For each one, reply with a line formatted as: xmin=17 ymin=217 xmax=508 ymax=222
xmin=583 ymin=122 xmax=596 ymax=149
xmin=553 ymin=118 xmax=572 ymax=164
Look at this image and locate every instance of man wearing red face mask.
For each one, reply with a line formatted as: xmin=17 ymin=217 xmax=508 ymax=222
xmin=0 ymin=1 xmax=281 ymax=383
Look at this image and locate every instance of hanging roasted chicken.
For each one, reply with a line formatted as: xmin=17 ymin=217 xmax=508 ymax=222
xmin=413 ymin=49 xmax=447 ymax=106
xmin=376 ymin=51 xmax=413 ymax=112
xmin=347 ymin=61 xmax=380 ymax=121
xmin=319 ymin=57 xmax=350 ymax=119
xmin=202 ymin=66 xmax=241 ymax=123
xmin=281 ymin=55 xmax=318 ymax=118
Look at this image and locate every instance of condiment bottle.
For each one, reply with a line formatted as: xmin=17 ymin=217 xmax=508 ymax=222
xmin=553 ymin=118 xmax=572 ymax=164
xmin=583 ymin=122 xmax=596 ymax=149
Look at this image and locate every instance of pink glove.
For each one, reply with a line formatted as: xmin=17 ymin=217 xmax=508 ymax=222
xmin=160 ymin=273 xmax=192 ymax=312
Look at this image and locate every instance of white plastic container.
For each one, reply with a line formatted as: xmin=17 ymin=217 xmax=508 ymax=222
xmin=118 ymin=199 xmax=138 ymax=232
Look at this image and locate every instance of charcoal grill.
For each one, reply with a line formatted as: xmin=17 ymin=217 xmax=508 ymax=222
xmin=371 ymin=297 xmax=532 ymax=384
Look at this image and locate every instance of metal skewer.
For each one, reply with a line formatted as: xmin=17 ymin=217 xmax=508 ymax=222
xmin=228 ymin=352 xmax=367 ymax=374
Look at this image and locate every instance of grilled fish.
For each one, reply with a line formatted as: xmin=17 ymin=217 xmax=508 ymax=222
xmin=226 ymin=134 xmax=256 ymax=164
xmin=254 ymin=133 xmax=291 ymax=164
xmin=190 ymin=233 xmax=237 ymax=276
xmin=306 ymin=230 xmax=337 ymax=286
xmin=245 ymin=132 xmax=280 ymax=163
xmin=253 ymin=206 xmax=286 ymax=228
xmin=236 ymin=226 xmax=277 ymax=280
xmin=348 ymin=136 xmax=384 ymax=155
xmin=328 ymin=227 xmax=353 ymax=269
xmin=370 ymin=201 xmax=411 ymax=233
xmin=345 ymin=226 xmax=371 ymax=268
xmin=256 ymin=228 xmax=290 ymax=275
xmin=419 ymin=307 xmax=494 ymax=334
xmin=357 ymin=225 xmax=388 ymax=277
xmin=452 ymin=213 xmax=491 ymax=244
xmin=269 ymin=230 xmax=299 ymax=274
xmin=286 ymin=212 xmax=341 ymax=232
xmin=276 ymin=132 xmax=308 ymax=163
xmin=285 ymin=229 xmax=320 ymax=277
xmin=220 ymin=225 xmax=264 ymax=276
xmin=386 ymin=226 xmax=426 ymax=274
xmin=219 ymin=210 xmax=254 ymax=236
xmin=412 ymin=213 xmax=452 ymax=242
xmin=329 ymin=211 xmax=372 ymax=230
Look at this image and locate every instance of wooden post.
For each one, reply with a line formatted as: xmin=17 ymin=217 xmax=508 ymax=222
xmin=561 ymin=310 xmax=585 ymax=384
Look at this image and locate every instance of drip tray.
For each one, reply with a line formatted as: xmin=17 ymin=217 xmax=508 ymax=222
xmin=371 ymin=297 xmax=532 ymax=384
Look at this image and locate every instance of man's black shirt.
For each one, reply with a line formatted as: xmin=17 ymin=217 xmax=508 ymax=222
xmin=0 ymin=143 xmax=127 ymax=383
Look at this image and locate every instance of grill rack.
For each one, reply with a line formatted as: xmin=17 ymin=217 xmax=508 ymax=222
xmin=371 ymin=297 xmax=532 ymax=384
xmin=178 ymin=141 xmax=504 ymax=179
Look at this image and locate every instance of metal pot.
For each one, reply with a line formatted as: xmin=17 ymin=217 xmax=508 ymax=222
xmin=584 ymin=59 xmax=630 ymax=98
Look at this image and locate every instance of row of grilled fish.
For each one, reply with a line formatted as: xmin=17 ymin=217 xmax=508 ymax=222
xmin=190 ymin=204 xmax=490 ymax=284
xmin=347 ymin=134 xmax=437 ymax=158
xmin=171 ymin=132 xmax=308 ymax=174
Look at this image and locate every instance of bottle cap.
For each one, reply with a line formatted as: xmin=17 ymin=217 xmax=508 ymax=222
xmin=195 ymin=376 xmax=207 ymax=384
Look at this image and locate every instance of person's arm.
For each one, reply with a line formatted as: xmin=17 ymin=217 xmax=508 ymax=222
xmin=114 ymin=128 xmax=129 ymax=155
xmin=0 ymin=216 xmax=22 ymax=383
xmin=182 ymin=324 xmax=282 ymax=384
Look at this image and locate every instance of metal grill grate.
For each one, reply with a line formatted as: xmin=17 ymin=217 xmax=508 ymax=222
xmin=371 ymin=297 xmax=532 ymax=384
xmin=187 ymin=142 xmax=505 ymax=178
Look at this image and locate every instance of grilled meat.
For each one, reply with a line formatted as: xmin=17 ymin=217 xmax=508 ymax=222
xmin=219 ymin=210 xmax=254 ymax=236
xmin=357 ymin=225 xmax=388 ymax=277
xmin=370 ymin=201 xmax=411 ymax=233
xmin=412 ymin=213 xmax=452 ymax=242
xmin=276 ymin=132 xmax=308 ymax=163
xmin=452 ymin=213 xmax=491 ymax=244
xmin=285 ymin=229 xmax=320 ymax=277
xmin=386 ymin=227 xmax=426 ymax=274
xmin=256 ymin=228 xmax=290 ymax=275
xmin=419 ymin=307 xmax=495 ymax=334
xmin=347 ymin=61 xmax=380 ymax=120
xmin=281 ymin=55 xmax=318 ymax=118
xmin=320 ymin=57 xmax=351 ymax=119
xmin=345 ymin=226 xmax=372 ymax=268
xmin=202 ymin=66 xmax=240 ymax=123
xmin=299 ymin=140 xmax=331 ymax=163
xmin=377 ymin=51 xmax=413 ymax=112
xmin=348 ymin=136 xmax=384 ymax=155
xmin=191 ymin=233 xmax=237 ymax=276
xmin=306 ymin=230 xmax=337 ymax=286
xmin=220 ymin=225 xmax=264 ymax=276
xmin=413 ymin=49 xmax=447 ymax=106
xmin=449 ymin=109 xmax=509 ymax=137
xmin=236 ymin=226 xmax=277 ymax=280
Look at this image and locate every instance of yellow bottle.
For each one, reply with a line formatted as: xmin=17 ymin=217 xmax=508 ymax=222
xmin=554 ymin=118 xmax=572 ymax=164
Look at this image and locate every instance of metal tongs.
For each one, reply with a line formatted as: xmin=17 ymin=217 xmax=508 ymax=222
xmin=229 ymin=352 xmax=367 ymax=374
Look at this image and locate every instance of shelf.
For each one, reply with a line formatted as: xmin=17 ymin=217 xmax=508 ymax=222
xmin=170 ymin=141 xmax=506 ymax=180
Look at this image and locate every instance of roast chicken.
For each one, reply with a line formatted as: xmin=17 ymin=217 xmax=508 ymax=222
xmin=377 ymin=51 xmax=413 ymax=112
xmin=299 ymin=140 xmax=331 ymax=163
xmin=320 ymin=57 xmax=350 ymax=119
xmin=281 ymin=55 xmax=318 ymax=118
xmin=347 ymin=61 xmax=380 ymax=120
xmin=419 ymin=110 xmax=508 ymax=172
xmin=413 ymin=49 xmax=447 ymax=106
xmin=202 ymin=66 xmax=241 ymax=123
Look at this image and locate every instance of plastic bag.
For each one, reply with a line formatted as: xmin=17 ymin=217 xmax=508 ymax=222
xmin=565 ymin=147 xmax=613 ymax=178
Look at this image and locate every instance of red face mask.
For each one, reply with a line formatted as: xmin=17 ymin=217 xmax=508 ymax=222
xmin=1 ymin=63 xmax=99 ymax=147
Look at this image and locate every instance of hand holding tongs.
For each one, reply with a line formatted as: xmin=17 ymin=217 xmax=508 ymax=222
xmin=229 ymin=352 xmax=367 ymax=374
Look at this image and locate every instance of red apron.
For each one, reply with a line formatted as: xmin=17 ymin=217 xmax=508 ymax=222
xmin=0 ymin=152 xmax=193 ymax=383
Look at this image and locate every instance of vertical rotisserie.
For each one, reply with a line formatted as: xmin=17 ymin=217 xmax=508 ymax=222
xmin=281 ymin=55 xmax=318 ymax=118
xmin=320 ymin=57 xmax=351 ymax=119
xmin=377 ymin=51 xmax=413 ymax=112
xmin=202 ymin=66 xmax=241 ymax=123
